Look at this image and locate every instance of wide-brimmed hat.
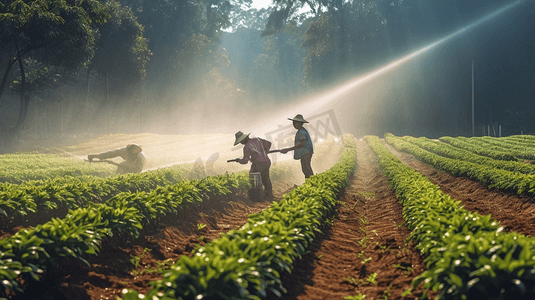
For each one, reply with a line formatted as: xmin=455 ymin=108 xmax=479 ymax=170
xmin=127 ymin=143 xmax=142 ymax=152
xmin=234 ymin=131 xmax=250 ymax=146
xmin=288 ymin=114 xmax=309 ymax=123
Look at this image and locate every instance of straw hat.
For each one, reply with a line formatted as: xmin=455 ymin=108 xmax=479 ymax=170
xmin=234 ymin=131 xmax=250 ymax=146
xmin=127 ymin=143 xmax=142 ymax=153
xmin=288 ymin=114 xmax=309 ymax=123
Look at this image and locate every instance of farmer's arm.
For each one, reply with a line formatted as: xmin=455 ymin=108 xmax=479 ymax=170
xmin=97 ymin=148 xmax=125 ymax=159
xmin=280 ymin=139 xmax=305 ymax=154
xmin=236 ymin=145 xmax=251 ymax=164
xmin=88 ymin=148 xmax=125 ymax=161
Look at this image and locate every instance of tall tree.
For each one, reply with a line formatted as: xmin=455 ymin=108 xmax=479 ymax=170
xmin=89 ymin=0 xmax=151 ymax=98
xmin=118 ymin=0 xmax=232 ymax=95
xmin=0 ymin=0 xmax=109 ymax=134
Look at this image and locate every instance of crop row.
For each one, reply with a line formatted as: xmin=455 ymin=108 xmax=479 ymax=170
xmin=0 ymin=153 xmax=117 ymax=183
xmin=504 ymin=135 xmax=535 ymax=145
xmin=0 ymin=172 xmax=249 ymax=296
xmin=439 ymin=136 xmax=519 ymax=161
xmin=121 ymin=134 xmax=358 ymax=300
xmin=401 ymin=136 xmax=535 ymax=175
xmin=367 ymin=135 xmax=535 ymax=299
xmin=0 ymin=160 xmax=296 ymax=229
xmin=481 ymin=136 xmax=535 ymax=149
xmin=467 ymin=137 xmax=535 ymax=160
xmin=0 ymin=166 xmax=189 ymax=225
xmin=386 ymin=134 xmax=535 ymax=196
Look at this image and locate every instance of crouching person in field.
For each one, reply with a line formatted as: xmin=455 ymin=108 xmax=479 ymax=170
xmin=88 ymin=143 xmax=146 ymax=174
xmin=231 ymin=131 xmax=273 ymax=199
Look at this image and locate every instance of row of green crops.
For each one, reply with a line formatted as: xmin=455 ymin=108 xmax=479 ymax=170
xmin=505 ymin=135 xmax=535 ymax=145
xmin=367 ymin=135 xmax=535 ymax=300
xmin=479 ymin=136 xmax=535 ymax=149
xmin=0 ymin=153 xmax=117 ymax=183
xmin=0 ymin=162 xmax=297 ymax=228
xmin=467 ymin=137 xmax=535 ymax=160
xmin=0 ymin=172 xmax=249 ymax=296
xmin=121 ymin=134 xmax=358 ymax=300
xmin=439 ymin=136 xmax=519 ymax=161
xmin=0 ymin=167 xmax=189 ymax=223
xmin=400 ymin=136 xmax=535 ymax=175
xmin=385 ymin=134 xmax=535 ymax=196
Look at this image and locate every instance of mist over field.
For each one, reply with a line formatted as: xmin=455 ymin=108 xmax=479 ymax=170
xmin=1 ymin=0 xmax=535 ymax=153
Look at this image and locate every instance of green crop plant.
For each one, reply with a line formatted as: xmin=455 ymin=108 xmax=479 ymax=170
xmin=360 ymin=191 xmax=375 ymax=199
xmin=375 ymin=242 xmax=387 ymax=253
xmin=393 ymin=264 xmax=414 ymax=276
xmin=121 ymin=134 xmax=358 ymax=300
xmin=368 ymin=134 xmax=535 ymax=299
xmin=401 ymin=288 xmax=413 ymax=297
xmin=131 ymin=247 xmax=152 ymax=276
xmin=344 ymin=289 xmax=366 ymax=300
xmin=383 ymin=284 xmax=392 ymax=300
xmin=343 ymin=277 xmax=358 ymax=286
xmin=361 ymin=257 xmax=372 ymax=265
xmin=325 ymin=216 xmax=335 ymax=225
xmin=366 ymin=272 xmax=377 ymax=285
xmin=155 ymin=259 xmax=175 ymax=274
xmin=197 ymin=223 xmax=207 ymax=231
xmin=358 ymin=236 xmax=369 ymax=248
xmin=0 ymin=171 xmax=252 ymax=296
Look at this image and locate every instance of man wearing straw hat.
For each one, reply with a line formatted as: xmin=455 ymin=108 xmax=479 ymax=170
xmin=280 ymin=114 xmax=314 ymax=178
xmin=231 ymin=131 xmax=273 ymax=198
xmin=87 ymin=143 xmax=146 ymax=174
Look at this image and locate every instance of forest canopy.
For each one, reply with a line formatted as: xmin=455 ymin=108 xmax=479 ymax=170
xmin=0 ymin=0 xmax=534 ymax=147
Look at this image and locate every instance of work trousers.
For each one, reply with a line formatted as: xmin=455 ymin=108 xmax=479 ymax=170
xmin=300 ymin=152 xmax=314 ymax=179
xmin=250 ymin=161 xmax=272 ymax=192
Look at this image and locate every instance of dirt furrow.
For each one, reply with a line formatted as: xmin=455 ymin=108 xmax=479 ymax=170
xmin=383 ymin=140 xmax=535 ymax=237
xmin=281 ymin=140 xmax=431 ymax=300
xmin=13 ymin=181 xmax=296 ymax=300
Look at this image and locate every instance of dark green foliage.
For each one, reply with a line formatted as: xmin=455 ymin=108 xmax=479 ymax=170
xmin=0 ymin=170 xmax=250 ymax=296
xmin=385 ymin=134 xmax=535 ymax=196
xmin=122 ymin=134 xmax=357 ymax=300
xmin=367 ymin=135 xmax=535 ymax=300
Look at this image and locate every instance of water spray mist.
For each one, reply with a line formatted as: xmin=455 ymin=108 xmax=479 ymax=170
xmin=258 ymin=0 xmax=526 ymax=134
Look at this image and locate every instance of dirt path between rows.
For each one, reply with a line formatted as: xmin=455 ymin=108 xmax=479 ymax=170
xmin=13 ymin=181 xmax=296 ymax=300
xmin=383 ymin=140 xmax=535 ymax=237
xmin=280 ymin=140 xmax=433 ymax=300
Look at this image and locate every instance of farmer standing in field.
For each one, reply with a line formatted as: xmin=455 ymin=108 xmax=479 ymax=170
xmin=88 ymin=143 xmax=146 ymax=174
xmin=280 ymin=114 xmax=314 ymax=179
xmin=231 ymin=131 xmax=273 ymax=198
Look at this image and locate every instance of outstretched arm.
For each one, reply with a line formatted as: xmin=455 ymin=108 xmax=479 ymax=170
xmin=88 ymin=148 xmax=123 ymax=161
xmin=280 ymin=139 xmax=305 ymax=154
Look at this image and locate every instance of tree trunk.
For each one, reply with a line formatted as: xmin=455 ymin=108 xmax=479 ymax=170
xmin=10 ymin=52 xmax=30 ymax=134
xmin=0 ymin=56 xmax=17 ymax=103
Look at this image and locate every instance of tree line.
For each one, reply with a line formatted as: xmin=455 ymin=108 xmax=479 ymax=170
xmin=0 ymin=0 xmax=533 ymax=142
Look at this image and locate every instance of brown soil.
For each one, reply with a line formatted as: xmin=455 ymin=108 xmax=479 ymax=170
xmin=383 ymin=140 xmax=535 ymax=237
xmin=8 ymin=181 xmax=296 ymax=300
xmin=12 ymin=136 xmax=533 ymax=300
xmin=279 ymin=140 xmax=434 ymax=300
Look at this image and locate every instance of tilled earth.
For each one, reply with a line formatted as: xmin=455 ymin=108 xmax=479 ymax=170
xmin=383 ymin=140 xmax=535 ymax=236
xmin=10 ymin=181 xmax=296 ymax=300
xmin=279 ymin=139 xmax=433 ymax=300
xmin=8 ymin=138 xmax=534 ymax=300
